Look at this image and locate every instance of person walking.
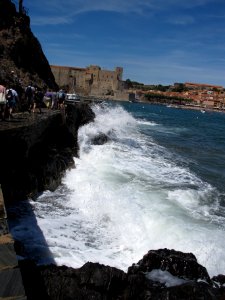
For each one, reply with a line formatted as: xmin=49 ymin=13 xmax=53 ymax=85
xmin=34 ymin=88 xmax=44 ymax=114
xmin=25 ymin=84 xmax=35 ymax=113
xmin=57 ymin=89 xmax=66 ymax=109
xmin=0 ymin=84 xmax=6 ymax=121
xmin=51 ymin=91 xmax=57 ymax=110
xmin=6 ymin=87 xmax=18 ymax=120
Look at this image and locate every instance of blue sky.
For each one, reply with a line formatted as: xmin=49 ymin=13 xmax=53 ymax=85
xmin=24 ymin=0 xmax=225 ymax=86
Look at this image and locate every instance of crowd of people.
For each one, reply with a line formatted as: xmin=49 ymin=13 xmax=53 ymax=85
xmin=0 ymin=82 xmax=67 ymax=121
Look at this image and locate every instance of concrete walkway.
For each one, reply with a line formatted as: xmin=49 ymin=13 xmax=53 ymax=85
xmin=0 ymin=186 xmax=26 ymax=299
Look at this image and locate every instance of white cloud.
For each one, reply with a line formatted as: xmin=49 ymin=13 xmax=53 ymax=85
xmin=31 ymin=16 xmax=72 ymax=26
xmin=167 ymin=15 xmax=195 ymax=25
xmin=29 ymin=0 xmax=215 ymax=26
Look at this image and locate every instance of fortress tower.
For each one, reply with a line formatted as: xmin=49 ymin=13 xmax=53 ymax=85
xmin=51 ymin=65 xmax=124 ymax=96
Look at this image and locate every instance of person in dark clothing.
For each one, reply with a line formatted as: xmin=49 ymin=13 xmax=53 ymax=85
xmin=34 ymin=88 xmax=44 ymax=114
xmin=25 ymin=84 xmax=35 ymax=113
xmin=6 ymin=88 xmax=18 ymax=120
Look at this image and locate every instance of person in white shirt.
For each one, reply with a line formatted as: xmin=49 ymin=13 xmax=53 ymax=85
xmin=0 ymin=84 xmax=6 ymax=121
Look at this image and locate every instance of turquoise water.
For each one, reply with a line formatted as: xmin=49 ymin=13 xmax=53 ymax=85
xmin=8 ymin=102 xmax=225 ymax=277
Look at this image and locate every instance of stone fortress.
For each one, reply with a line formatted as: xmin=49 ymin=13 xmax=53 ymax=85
xmin=50 ymin=64 xmax=128 ymax=99
xmin=51 ymin=64 xmax=225 ymax=108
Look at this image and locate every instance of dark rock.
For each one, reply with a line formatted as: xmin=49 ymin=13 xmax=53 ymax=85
xmin=0 ymin=103 xmax=95 ymax=203
xmin=91 ymin=132 xmax=109 ymax=145
xmin=19 ymin=261 xmax=127 ymax=300
xmin=0 ymin=0 xmax=57 ymax=90
xmin=18 ymin=249 xmax=225 ymax=300
xmin=66 ymin=102 xmax=95 ymax=132
xmin=78 ymin=262 xmax=127 ymax=296
xmin=18 ymin=260 xmax=51 ymax=300
xmin=212 ymin=274 xmax=225 ymax=287
xmin=128 ymin=248 xmax=210 ymax=282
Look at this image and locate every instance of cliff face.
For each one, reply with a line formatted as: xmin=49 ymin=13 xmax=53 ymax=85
xmin=0 ymin=0 xmax=57 ymax=90
xmin=0 ymin=103 xmax=95 ymax=203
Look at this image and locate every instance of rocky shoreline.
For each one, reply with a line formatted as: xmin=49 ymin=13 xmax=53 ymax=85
xmin=18 ymin=249 xmax=225 ymax=300
xmin=0 ymin=104 xmax=95 ymax=203
xmin=0 ymin=103 xmax=224 ymax=299
xmin=1 ymin=1 xmax=225 ymax=298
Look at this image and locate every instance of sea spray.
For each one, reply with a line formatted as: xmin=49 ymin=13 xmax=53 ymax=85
xmin=8 ymin=102 xmax=225 ymax=277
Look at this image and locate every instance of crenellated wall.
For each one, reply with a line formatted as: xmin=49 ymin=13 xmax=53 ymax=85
xmin=51 ymin=64 xmax=124 ymax=96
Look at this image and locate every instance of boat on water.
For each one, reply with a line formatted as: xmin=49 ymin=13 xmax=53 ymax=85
xmin=166 ymin=104 xmax=179 ymax=108
xmin=201 ymin=109 xmax=206 ymax=113
xmin=129 ymin=98 xmax=139 ymax=103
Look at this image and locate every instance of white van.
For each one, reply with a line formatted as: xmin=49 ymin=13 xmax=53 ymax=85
xmin=66 ymin=93 xmax=80 ymax=103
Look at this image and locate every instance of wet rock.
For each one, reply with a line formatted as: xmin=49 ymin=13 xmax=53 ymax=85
xmin=91 ymin=132 xmax=109 ymax=145
xmin=18 ymin=249 xmax=225 ymax=300
xmin=128 ymin=248 xmax=210 ymax=282
xmin=212 ymin=274 xmax=225 ymax=288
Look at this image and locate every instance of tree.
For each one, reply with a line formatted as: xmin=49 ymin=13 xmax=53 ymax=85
xmin=125 ymin=79 xmax=133 ymax=89
xmin=172 ymin=83 xmax=187 ymax=92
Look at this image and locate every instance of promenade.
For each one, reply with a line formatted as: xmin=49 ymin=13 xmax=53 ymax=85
xmin=0 ymin=109 xmax=62 ymax=131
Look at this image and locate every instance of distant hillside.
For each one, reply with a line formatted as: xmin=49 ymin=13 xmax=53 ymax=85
xmin=0 ymin=0 xmax=57 ymax=90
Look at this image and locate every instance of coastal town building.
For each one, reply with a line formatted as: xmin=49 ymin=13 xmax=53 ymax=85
xmin=50 ymin=65 xmax=124 ymax=97
xmin=183 ymin=82 xmax=224 ymax=91
xmin=140 ymin=82 xmax=225 ymax=109
xmin=177 ymin=83 xmax=225 ymax=108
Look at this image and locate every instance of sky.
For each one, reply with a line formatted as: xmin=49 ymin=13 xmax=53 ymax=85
xmin=21 ymin=0 xmax=225 ymax=86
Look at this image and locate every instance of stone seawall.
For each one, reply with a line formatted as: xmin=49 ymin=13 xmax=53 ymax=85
xmin=0 ymin=103 xmax=94 ymax=299
xmin=0 ymin=104 xmax=95 ymax=204
xmin=0 ymin=185 xmax=26 ymax=299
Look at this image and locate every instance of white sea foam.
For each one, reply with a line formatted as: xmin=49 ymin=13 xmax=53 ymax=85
xmin=137 ymin=119 xmax=158 ymax=126
xmin=8 ymin=102 xmax=225 ymax=277
xmin=146 ymin=269 xmax=189 ymax=287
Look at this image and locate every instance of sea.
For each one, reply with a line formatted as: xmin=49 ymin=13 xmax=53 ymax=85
xmin=8 ymin=101 xmax=225 ymax=277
